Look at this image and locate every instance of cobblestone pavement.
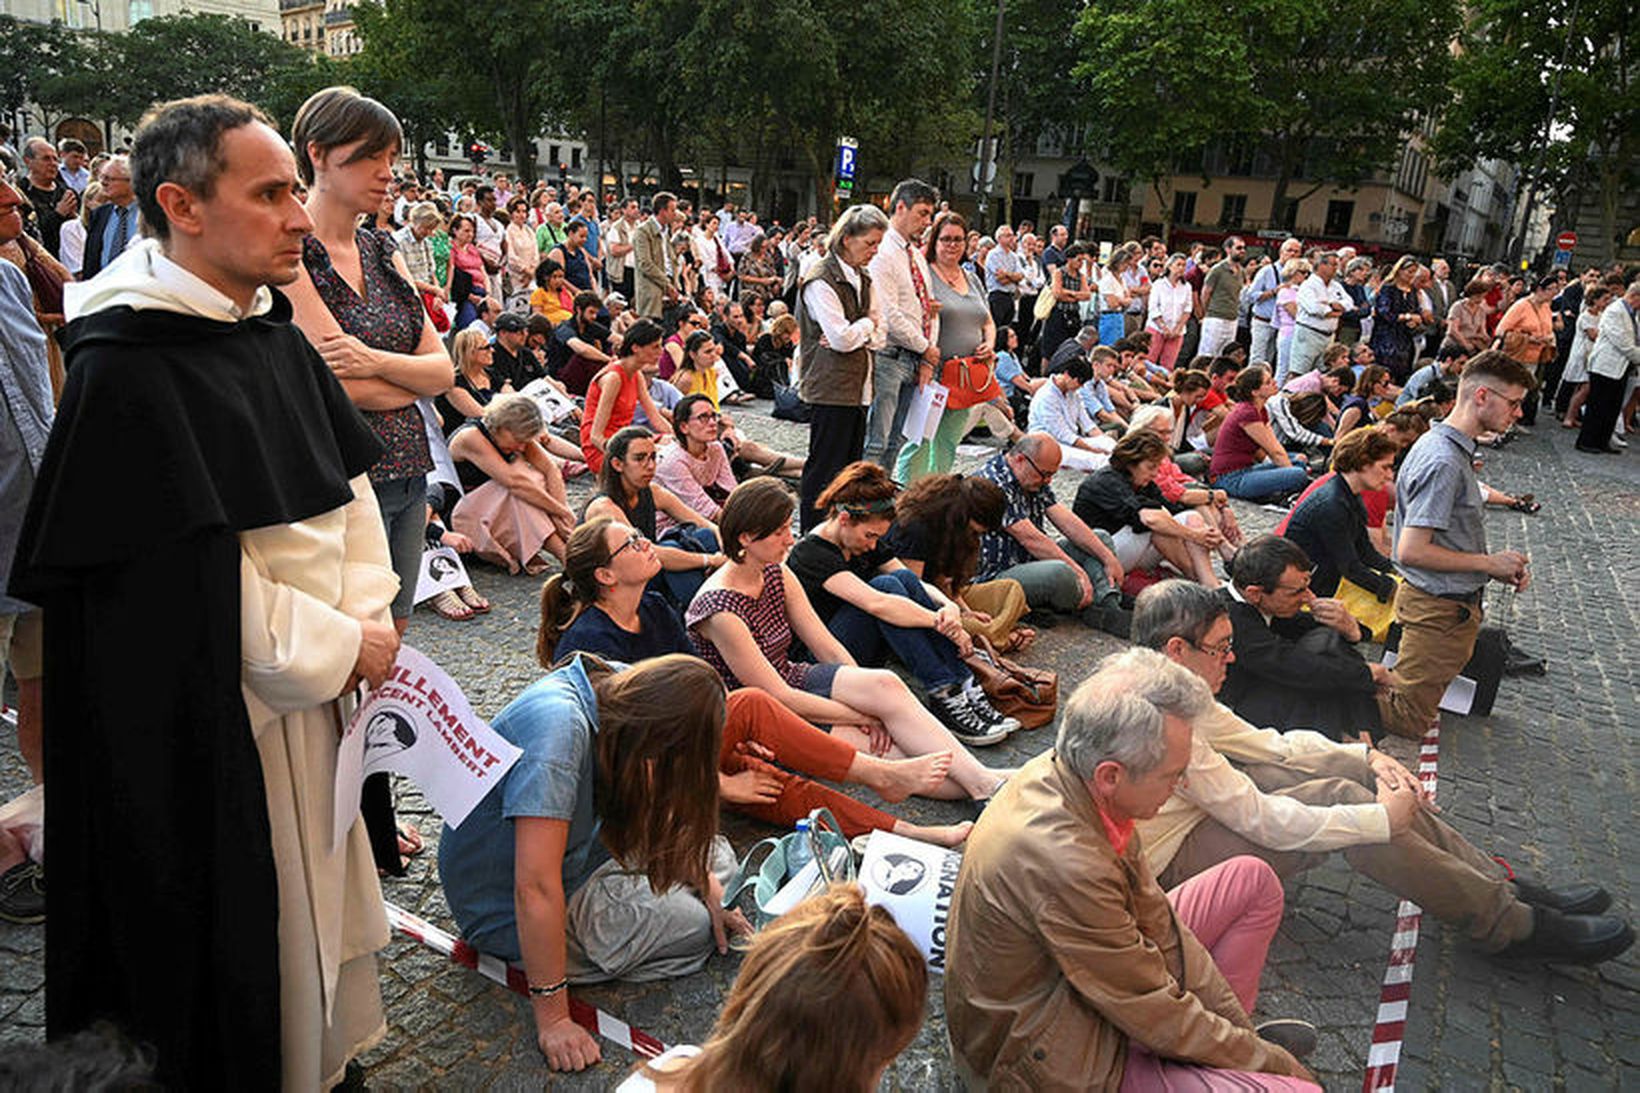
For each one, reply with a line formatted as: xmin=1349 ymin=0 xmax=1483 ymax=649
xmin=2 ymin=408 xmax=1636 ymax=1089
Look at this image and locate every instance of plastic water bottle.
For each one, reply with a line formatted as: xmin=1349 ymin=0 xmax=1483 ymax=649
xmin=785 ymin=819 xmax=814 ymax=881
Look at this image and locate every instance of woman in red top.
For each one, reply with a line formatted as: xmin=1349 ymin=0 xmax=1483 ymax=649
xmin=581 ymin=318 xmax=668 ymax=471
xmin=1207 ymin=364 xmax=1310 ymax=502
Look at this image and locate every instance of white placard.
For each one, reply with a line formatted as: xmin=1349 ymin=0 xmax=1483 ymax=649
xmin=858 ymin=829 xmax=963 ymax=974
xmin=519 ymin=377 xmax=581 ymax=424
xmin=414 ymin=546 xmax=471 ymax=605
xmin=1381 ymin=649 xmax=1478 ymax=716
xmin=902 ymin=382 xmax=950 ymax=443
xmin=332 ymin=645 xmax=521 ymax=851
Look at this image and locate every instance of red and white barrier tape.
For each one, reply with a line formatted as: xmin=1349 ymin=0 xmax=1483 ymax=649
xmin=1361 ymin=725 xmax=1441 ymax=1091
xmin=384 ymin=902 xmax=668 ymax=1059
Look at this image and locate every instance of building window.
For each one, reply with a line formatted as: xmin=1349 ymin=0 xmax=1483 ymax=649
xmin=128 ymin=0 xmax=153 ymax=21
xmin=571 ymin=147 xmax=583 ymax=169
xmin=1324 ymin=200 xmax=1354 ymax=238
xmin=1172 ymin=191 xmax=1197 ymax=225
xmin=1219 ymin=194 xmax=1247 ymax=228
xmin=1275 ymin=199 xmax=1299 ymax=231
xmin=548 ymin=144 xmax=561 ymax=167
xmin=1013 ymin=172 xmax=1034 ymax=198
xmin=1101 ymin=176 xmax=1129 ymax=204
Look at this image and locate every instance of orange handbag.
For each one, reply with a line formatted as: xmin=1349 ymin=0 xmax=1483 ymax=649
xmin=940 ymin=354 xmax=1002 ymax=410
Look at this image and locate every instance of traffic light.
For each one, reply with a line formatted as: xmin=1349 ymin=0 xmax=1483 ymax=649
xmin=466 ymin=141 xmax=490 ymax=165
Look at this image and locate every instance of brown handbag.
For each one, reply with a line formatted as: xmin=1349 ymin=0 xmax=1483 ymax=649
xmin=963 ymin=634 xmax=1058 ymax=729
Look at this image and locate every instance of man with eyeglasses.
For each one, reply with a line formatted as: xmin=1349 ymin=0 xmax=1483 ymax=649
xmin=862 ymin=178 xmax=939 ymax=470
xmin=1131 ymin=579 xmax=1632 ymax=966
xmin=973 ymin=432 xmax=1131 ymax=636
xmin=1380 ymin=350 xmax=1535 ymax=739
xmin=1214 ymin=535 xmax=1391 ymax=743
xmin=78 ymin=155 xmax=139 ymax=280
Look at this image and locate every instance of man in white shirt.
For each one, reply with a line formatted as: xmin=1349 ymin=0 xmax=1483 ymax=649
xmin=604 ymin=197 xmax=641 ymax=301
xmin=1133 ymin=579 xmax=1634 ymax=964
xmin=1287 ymin=250 xmax=1351 ymax=379
xmin=984 ymin=225 xmax=1025 ymax=332
xmin=862 ymin=178 xmax=939 ymax=469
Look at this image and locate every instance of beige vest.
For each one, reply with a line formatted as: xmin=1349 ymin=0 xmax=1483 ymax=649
xmin=796 ymin=252 xmax=874 ymax=406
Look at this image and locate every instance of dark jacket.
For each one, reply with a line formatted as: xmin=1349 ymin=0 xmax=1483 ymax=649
xmin=77 ymin=201 xmax=136 ymax=280
xmin=1281 ymin=474 xmax=1394 ymax=599
xmin=1216 ymin=589 xmax=1382 ymax=741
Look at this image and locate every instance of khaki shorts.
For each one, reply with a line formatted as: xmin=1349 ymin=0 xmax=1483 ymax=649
xmin=0 ymin=610 xmax=42 ymax=681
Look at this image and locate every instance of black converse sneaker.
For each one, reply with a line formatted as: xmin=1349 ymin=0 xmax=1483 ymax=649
xmin=962 ymin=678 xmax=1022 ymax=736
xmin=926 ymin=684 xmax=1010 ymax=746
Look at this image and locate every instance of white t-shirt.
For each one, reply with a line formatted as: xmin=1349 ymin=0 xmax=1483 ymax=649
xmin=615 ymin=1045 xmax=703 ymax=1091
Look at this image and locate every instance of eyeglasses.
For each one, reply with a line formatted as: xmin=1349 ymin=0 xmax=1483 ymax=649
xmin=609 ymin=530 xmax=652 ymax=559
xmin=1274 ymin=578 xmax=1312 ymax=595
xmin=1190 ymin=636 xmax=1235 ymax=659
xmin=1479 ymin=386 xmax=1524 ymax=410
xmin=1017 ymin=450 xmax=1055 ymax=482
xmin=690 ymin=410 xmax=720 ymax=423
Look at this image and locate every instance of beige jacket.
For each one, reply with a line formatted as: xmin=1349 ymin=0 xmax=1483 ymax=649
xmin=944 ymin=751 xmax=1306 ymax=1091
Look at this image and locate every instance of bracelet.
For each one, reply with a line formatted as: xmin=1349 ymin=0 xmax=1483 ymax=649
xmin=528 ymin=978 xmax=568 ymax=998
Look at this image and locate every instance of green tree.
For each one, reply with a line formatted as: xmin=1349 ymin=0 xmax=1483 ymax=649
xmin=1074 ymin=0 xmax=1249 ymax=240
xmin=0 ymin=16 xmax=100 ymax=132
xmin=98 ymin=13 xmax=310 ymax=128
xmin=1432 ymin=0 xmax=1639 ymax=264
xmin=1078 ymin=0 xmax=1460 ymax=230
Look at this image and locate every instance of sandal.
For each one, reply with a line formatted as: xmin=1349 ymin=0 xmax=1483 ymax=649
xmin=1509 ymin=493 xmax=1541 ymax=515
xmin=562 ymin=460 xmax=590 ymax=479
xmin=455 ymin=585 xmax=491 ymax=613
xmin=428 ymin=589 xmax=474 ymax=621
xmin=397 ymin=823 xmax=424 ymax=858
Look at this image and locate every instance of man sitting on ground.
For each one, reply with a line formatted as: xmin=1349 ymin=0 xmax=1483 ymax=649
xmin=946 ymin=648 xmax=1318 ymax=1090
xmin=1218 ymin=535 xmax=1389 ymax=742
xmin=974 ymin=433 xmax=1130 ymax=636
xmin=1131 ymin=579 xmax=1634 ymax=965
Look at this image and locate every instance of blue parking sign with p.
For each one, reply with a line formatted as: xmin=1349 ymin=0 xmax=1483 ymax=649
xmin=836 ymin=140 xmax=857 ymax=182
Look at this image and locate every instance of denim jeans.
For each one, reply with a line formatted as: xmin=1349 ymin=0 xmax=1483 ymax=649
xmin=824 ymin=569 xmax=965 ymax=690
xmin=375 ymin=474 xmax=428 ymax=620
xmin=1249 ymin=317 xmax=1278 ymax=369
xmin=863 ymin=349 xmax=918 ymax=469
xmin=1215 ymin=462 xmax=1309 ymax=502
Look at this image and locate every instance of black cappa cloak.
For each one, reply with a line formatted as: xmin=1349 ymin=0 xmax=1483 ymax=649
xmin=9 ymin=289 xmax=381 ymax=1089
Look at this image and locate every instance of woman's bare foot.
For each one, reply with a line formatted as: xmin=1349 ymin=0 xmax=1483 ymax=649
xmin=894 ymin=819 xmax=974 ymax=848
xmin=854 ymin=751 xmax=953 ymax=803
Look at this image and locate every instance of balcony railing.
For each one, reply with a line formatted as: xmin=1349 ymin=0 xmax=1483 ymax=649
xmin=279 ymin=0 xmax=322 ymax=10
xmin=323 ymin=6 xmax=353 ymax=24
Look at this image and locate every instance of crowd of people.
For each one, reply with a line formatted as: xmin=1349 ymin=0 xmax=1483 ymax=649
xmin=0 ymin=85 xmax=1636 ymax=1091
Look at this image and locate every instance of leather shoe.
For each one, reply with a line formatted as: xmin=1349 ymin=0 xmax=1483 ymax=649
xmin=1499 ymin=906 xmax=1635 ymax=965
xmin=1513 ymin=878 xmax=1611 ymax=916
xmin=1574 ymin=444 xmax=1617 ymax=454
xmin=1256 ymin=1018 xmax=1318 ymax=1059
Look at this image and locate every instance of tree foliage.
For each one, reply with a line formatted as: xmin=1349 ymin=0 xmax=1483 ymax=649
xmin=1078 ymin=0 xmax=1461 ymax=226
xmin=1431 ymin=0 xmax=1639 ymax=263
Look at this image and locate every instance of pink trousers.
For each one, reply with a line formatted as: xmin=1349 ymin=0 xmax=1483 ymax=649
xmin=1119 ymin=856 xmax=1321 ymax=1091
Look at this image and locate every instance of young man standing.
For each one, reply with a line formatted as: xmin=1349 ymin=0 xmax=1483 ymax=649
xmin=1379 ymin=350 xmax=1534 ymax=738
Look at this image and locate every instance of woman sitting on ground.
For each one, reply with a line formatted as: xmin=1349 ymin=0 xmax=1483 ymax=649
xmin=1266 ymin=389 xmax=1334 ymax=462
xmin=529 ymin=257 xmax=576 ymax=325
xmin=449 ymin=395 xmax=576 ymax=572
xmin=672 ymin=329 xmax=752 ymax=408
xmin=539 ymin=520 xmax=969 ymax=847
xmin=581 ymin=320 xmax=670 ymax=473
xmin=420 ymin=506 xmax=490 ymax=621
xmin=882 ymin=473 xmax=1034 ymax=652
xmin=1280 ymin=427 xmax=1398 ymax=601
xmin=1335 ymin=364 xmax=1396 ymax=438
xmin=1072 ymin=431 xmax=1223 ymax=588
xmin=434 ymin=328 xmax=498 ymax=437
xmin=1207 ymin=364 xmax=1310 ymax=502
xmin=584 ymin=426 xmax=725 ymax=608
xmin=751 ymin=313 xmax=797 ymax=392
xmin=673 ymin=336 xmax=804 ymax=480
xmin=787 ymin=464 xmax=1020 ymax=744
xmin=619 ymin=885 xmax=927 ymax=1091
xmin=655 ymin=394 xmax=739 ymax=525
xmin=437 ymin=655 xmax=749 ymax=1074
xmin=686 ymin=479 xmax=1012 ymax=803
xmin=1127 ymin=405 xmax=1244 ymax=564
